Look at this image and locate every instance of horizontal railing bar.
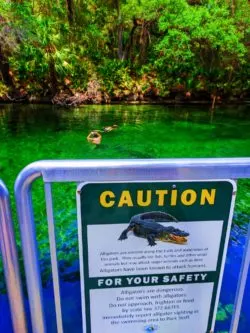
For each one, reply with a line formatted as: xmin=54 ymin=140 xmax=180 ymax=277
xmin=15 ymin=158 xmax=250 ymax=184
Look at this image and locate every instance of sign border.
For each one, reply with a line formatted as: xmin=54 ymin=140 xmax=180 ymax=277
xmin=77 ymin=179 xmax=236 ymax=333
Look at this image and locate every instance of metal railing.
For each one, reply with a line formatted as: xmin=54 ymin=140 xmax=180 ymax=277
xmin=0 ymin=179 xmax=27 ymax=333
xmin=14 ymin=158 xmax=250 ymax=333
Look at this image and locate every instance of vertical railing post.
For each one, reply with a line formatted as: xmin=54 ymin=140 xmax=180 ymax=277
xmin=15 ymin=167 xmax=47 ymax=333
xmin=0 ymin=180 xmax=27 ymax=333
xmin=229 ymin=222 xmax=250 ymax=333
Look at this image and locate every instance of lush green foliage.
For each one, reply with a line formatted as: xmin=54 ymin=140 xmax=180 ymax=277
xmin=0 ymin=0 xmax=249 ymax=99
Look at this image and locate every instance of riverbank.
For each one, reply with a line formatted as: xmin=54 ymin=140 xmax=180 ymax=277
xmin=1 ymin=90 xmax=250 ymax=107
xmin=1 ymin=79 xmax=250 ymax=107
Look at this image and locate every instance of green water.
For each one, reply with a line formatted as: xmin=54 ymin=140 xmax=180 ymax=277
xmin=1 ymin=104 xmax=250 ymax=169
xmin=0 ymin=103 xmax=250 ymax=279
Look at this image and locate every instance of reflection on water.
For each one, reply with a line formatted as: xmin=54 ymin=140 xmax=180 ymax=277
xmin=1 ymin=104 xmax=250 ymax=136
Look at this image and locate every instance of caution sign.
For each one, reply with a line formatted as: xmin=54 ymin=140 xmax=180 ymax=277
xmin=77 ymin=180 xmax=236 ymax=333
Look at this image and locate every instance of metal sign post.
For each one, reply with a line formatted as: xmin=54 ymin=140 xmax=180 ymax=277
xmin=0 ymin=180 xmax=27 ymax=333
xmin=14 ymin=158 xmax=250 ymax=333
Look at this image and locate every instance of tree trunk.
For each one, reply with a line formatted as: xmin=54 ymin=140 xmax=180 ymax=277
xmin=49 ymin=57 xmax=58 ymax=96
xmin=139 ymin=21 xmax=149 ymax=65
xmin=114 ymin=0 xmax=124 ymax=60
xmin=123 ymin=19 xmax=138 ymax=61
xmin=0 ymin=45 xmax=15 ymax=88
xmin=66 ymin=0 xmax=74 ymax=25
xmin=231 ymin=0 xmax=236 ymax=16
xmin=211 ymin=95 xmax=216 ymax=110
xmin=117 ymin=24 xmax=123 ymax=60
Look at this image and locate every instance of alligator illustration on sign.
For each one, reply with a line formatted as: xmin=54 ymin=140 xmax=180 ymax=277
xmin=118 ymin=211 xmax=189 ymax=246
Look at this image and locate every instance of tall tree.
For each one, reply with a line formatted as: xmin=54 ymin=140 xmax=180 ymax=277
xmin=66 ymin=0 xmax=74 ymax=25
xmin=0 ymin=12 xmax=16 ymax=90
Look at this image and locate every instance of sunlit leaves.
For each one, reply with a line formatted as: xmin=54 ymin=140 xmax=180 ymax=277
xmin=155 ymin=0 xmax=248 ymax=93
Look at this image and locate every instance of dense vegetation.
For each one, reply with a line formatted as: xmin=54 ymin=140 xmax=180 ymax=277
xmin=0 ymin=0 xmax=249 ymax=104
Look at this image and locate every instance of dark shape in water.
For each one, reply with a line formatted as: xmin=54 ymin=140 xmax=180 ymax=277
xmin=102 ymin=124 xmax=118 ymax=132
xmin=87 ymin=131 xmax=102 ymax=145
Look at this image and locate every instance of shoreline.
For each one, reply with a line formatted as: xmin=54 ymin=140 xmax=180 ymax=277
xmin=0 ymin=97 xmax=249 ymax=107
xmin=1 ymin=84 xmax=249 ymax=107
